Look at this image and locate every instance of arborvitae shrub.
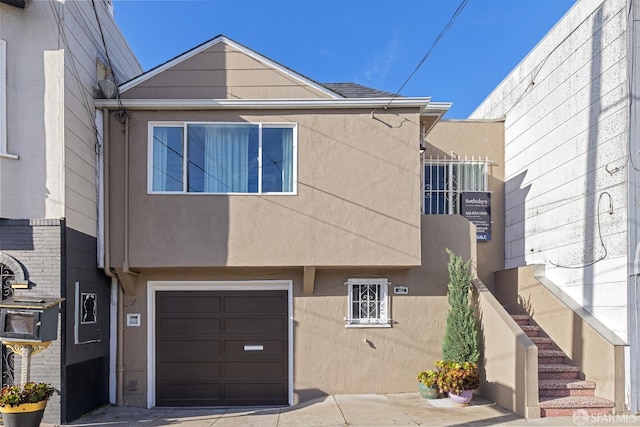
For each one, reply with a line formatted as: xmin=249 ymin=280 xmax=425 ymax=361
xmin=441 ymin=249 xmax=480 ymax=364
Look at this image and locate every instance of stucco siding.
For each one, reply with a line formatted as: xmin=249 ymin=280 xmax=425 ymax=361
xmin=107 ymin=108 xmax=422 ymax=268
xmin=425 ymin=120 xmax=505 ymax=291
xmin=115 ymin=216 xmax=476 ymax=407
xmin=471 ymin=0 xmax=629 ymax=339
xmin=122 ymin=43 xmax=333 ymax=100
xmin=0 ymin=2 xmax=64 ymax=219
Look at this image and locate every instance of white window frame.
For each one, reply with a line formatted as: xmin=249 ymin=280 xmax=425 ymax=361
xmin=346 ymin=278 xmax=390 ymax=328
xmin=147 ymin=121 xmax=297 ymax=195
xmin=0 ymin=39 xmax=18 ymax=160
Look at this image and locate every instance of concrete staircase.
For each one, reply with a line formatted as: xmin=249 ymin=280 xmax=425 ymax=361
xmin=511 ymin=314 xmax=615 ymax=417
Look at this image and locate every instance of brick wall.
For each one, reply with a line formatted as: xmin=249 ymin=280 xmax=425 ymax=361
xmin=0 ymin=218 xmax=63 ymax=424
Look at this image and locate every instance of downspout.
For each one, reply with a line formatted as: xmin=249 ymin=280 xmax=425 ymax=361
xmin=101 ymin=108 xmax=124 ymax=405
xmin=627 ymin=0 xmax=640 ymax=413
xmin=122 ymin=114 xmax=138 ymax=276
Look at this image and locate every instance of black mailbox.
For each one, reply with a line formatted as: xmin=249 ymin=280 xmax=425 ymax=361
xmin=0 ymin=297 xmax=63 ymax=342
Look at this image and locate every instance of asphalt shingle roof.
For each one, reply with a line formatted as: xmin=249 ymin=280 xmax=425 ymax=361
xmin=322 ymin=82 xmax=398 ymax=98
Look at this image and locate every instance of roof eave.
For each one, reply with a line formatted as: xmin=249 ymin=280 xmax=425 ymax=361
xmin=420 ymin=101 xmax=453 ymax=134
xmin=94 ymin=97 xmax=433 ymax=110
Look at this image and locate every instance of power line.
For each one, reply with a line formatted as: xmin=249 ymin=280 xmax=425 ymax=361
xmin=385 ymin=0 xmax=470 ymax=107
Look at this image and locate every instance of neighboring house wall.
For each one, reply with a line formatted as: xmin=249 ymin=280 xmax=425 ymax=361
xmin=0 ymin=1 xmax=64 ymax=219
xmin=62 ymin=0 xmax=140 ymax=237
xmin=0 ymin=219 xmax=64 ymax=422
xmin=470 ymin=0 xmax=629 ymax=340
xmin=425 ymin=120 xmax=505 ymax=291
xmin=0 ymin=0 xmax=140 ymax=423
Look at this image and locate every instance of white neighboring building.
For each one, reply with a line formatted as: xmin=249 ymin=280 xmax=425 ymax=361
xmin=0 ymin=0 xmax=140 ymax=423
xmin=470 ymin=0 xmax=639 ymax=412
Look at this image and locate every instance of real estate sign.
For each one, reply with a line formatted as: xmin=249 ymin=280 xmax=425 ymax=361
xmin=461 ymin=192 xmax=491 ymax=241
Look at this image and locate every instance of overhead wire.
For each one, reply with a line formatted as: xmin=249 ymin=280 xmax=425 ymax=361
xmin=383 ymin=0 xmax=470 ymax=109
xmin=90 ymin=0 xmax=128 ymax=124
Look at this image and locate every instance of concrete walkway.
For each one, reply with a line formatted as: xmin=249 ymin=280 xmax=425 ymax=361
xmin=50 ymin=394 xmax=640 ymax=426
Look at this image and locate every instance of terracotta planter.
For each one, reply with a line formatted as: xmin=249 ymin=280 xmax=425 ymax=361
xmin=448 ymin=390 xmax=473 ymax=406
xmin=0 ymin=400 xmax=47 ymax=427
xmin=418 ymin=383 xmax=439 ymax=399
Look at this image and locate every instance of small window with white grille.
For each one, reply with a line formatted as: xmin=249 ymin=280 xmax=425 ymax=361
xmin=346 ymin=278 xmax=390 ymax=327
xmin=423 ymin=157 xmax=489 ymax=215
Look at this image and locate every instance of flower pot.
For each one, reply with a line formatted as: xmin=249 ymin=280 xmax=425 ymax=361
xmin=448 ymin=390 xmax=473 ymax=406
xmin=418 ymin=383 xmax=439 ymax=399
xmin=0 ymin=401 xmax=47 ymax=427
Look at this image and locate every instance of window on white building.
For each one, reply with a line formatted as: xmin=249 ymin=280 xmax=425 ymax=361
xmin=423 ymin=157 xmax=488 ymax=215
xmin=346 ymin=278 xmax=390 ymax=327
xmin=149 ymin=122 xmax=296 ymax=194
xmin=0 ymin=39 xmax=16 ymax=160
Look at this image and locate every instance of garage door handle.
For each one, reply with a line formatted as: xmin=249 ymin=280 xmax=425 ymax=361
xmin=244 ymin=345 xmax=264 ymax=351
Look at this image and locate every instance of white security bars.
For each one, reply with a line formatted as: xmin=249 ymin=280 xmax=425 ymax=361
xmin=423 ymin=155 xmax=489 ymax=215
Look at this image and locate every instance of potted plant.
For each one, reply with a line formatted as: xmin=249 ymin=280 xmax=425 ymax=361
xmin=440 ymin=249 xmax=480 ymax=405
xmin=435 ymin=360 xmax=480 ymax=404
xmin=0 ymin=382 xmax=55 ymax=427
xmin=416 ymin=369 xmax=440 ymax=399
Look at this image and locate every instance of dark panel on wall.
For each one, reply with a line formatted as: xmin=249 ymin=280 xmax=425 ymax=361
xmin=63 ymin=356 xmax=109 ymax=423
xmin=64 ymin=227 xmax=110 ymax=363
xmin=62 ymin=227 xmax=111 ymax=424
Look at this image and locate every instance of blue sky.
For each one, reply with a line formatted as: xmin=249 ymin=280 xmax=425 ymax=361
xmin=113 ymin=0 xmax=577 ymax=118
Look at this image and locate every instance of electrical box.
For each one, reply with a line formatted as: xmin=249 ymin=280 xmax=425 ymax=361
xmin=0 ymin=297 xmax=64 ymax=342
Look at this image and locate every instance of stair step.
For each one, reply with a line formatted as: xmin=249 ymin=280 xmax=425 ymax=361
xmin=511 ymin=314 xmax=530 ymax=326
xmin=531 ymin=337 xmax=553 ymax=350
xmin=539 ymin=379 xmax=596 ymax=397
xmin=520 ymin=325 xmax=540 ymax=337
xmin=538 ymin=364 xmax=581 ymax=379
xmin=539 ymin=349 xmax=565 ymax=364
xmin=539 ymin=396 xmax=615 ymax=417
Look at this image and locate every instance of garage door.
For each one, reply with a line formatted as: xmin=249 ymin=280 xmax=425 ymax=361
xmin=155 ymin=290 xmax=288 ymax=406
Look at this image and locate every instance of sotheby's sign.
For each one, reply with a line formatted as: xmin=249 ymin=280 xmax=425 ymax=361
xmin=461 ymin=192 xmax=491 ymax=241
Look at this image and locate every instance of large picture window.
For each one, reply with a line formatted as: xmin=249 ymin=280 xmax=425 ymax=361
xmin=150 ymin=122 xmax=296 ymax=194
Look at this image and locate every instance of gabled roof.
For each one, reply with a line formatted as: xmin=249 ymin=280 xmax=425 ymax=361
xmin=119 ymin=34 xmax=341 ymax=98
xmin=322 ymin=83 xmax=398 ymax=99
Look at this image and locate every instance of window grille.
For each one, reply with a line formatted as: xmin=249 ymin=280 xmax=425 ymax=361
xmin=346 ymin=278 xmax=389 ymax=326
xmin=423 ymin=155 xmax=489 ymax=215
xmin=0 ymin=263 xmax=14 ymax=387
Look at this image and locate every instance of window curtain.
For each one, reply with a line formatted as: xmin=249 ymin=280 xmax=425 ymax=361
xmin=152 ymin=127 xmax=169 ymax=191
xmin=203 ymin=125 xmax=250 ymax=192
xmin=281 ymin=128 xmax=293 ymax=192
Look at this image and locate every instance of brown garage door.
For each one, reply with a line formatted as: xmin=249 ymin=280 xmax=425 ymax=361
xmin=156 ymin=290 xmax=288 ymax=406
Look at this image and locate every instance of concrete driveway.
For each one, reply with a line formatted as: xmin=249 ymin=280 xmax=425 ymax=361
xmin=49 ymin=393 xmax=640 ymax=426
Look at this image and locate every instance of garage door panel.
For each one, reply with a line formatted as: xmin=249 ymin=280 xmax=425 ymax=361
xmin=156 ymin=290 xmax=288 ymax=407
xmin=224 ymin=295 xmax=286 ymax=314
xmin=159 ymin=383 xmax=222 ymax=405
xmin=224 ymin=318 xmax=286 ymax=335
xmin=159 ymin=295 xmax=221 ymax=313
xmin=159 ymin=361 xmax=222 ymax=382
xmin=224 ymin=340 xmax=284 ymax=357
xmin=160 ymin=318 xmax=222 ymax=335
xmin=159 ymin=340 xmax=221 ymax=360
xmin=224 ymin=361 xmax=286 ymax=379
xmin=225 ymin=383 xmax=285 ymax=401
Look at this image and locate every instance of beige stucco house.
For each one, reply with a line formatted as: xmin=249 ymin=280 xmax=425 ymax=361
xmin=94 ymin=34 xmax=509 ymax=409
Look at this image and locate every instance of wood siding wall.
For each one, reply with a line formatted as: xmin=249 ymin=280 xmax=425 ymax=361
xmin=471 ymin=0 xmax=629 ymax=339
xmin=62 ymin=0 xmax=141 ymax=236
